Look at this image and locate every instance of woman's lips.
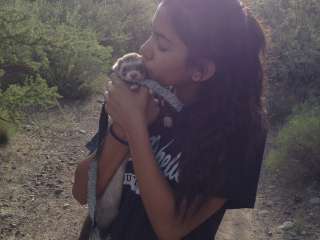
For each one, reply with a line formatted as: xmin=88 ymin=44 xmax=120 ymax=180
xmin=142 ymin=60 xmax=153 ymax=79
xmin=145 ymin=69 xmax=150 ymax=79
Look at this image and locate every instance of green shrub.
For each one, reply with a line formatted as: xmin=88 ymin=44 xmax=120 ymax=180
xmin=43 ymin=24 xmax=113 ymax=99
xmin=74 ymin=0 xmax=156 ymax=56
xmin=247 ymin=0 xmax=320 ymax=125
xmin=0 ymin=75 xmax=61 ymax=123
xmin=0 ymin=2 xmax=48 ymax=89
xmin=0 ymin=0 xmax=155 ymax=141
xmin=0 ymin=0 xmax=113 ymax=101
xmin=266 ymin=103 xmax=320 ymax=176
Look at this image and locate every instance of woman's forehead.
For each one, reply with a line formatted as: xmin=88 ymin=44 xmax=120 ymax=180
xmin=152 ymin=4 xmax=181 ymax=46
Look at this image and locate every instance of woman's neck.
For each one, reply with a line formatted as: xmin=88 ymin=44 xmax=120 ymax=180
xmin=174 ymin=81 xmax=201 ymax=106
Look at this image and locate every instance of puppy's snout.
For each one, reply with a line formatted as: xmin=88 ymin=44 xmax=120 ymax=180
xmin=129 ymin=71 xmax=143 ymax=81
xmin=131 ymin=72 xmax=138 ymax=79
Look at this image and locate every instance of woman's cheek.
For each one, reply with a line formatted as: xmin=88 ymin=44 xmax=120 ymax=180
xmin=146 ymin=63 xmax=161 ymax=82
xmin=144 ymin=62 xmax=156 ymax=79
xmin=145 ymin=55 xmax=174 ymax=85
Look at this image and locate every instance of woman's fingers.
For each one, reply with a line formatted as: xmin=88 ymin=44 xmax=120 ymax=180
xmin=129 ymin=84 xmax=140 ymax=91
xmin=109 ymin=72 xmax=121 ymax=82
xmin=108 ymin=74 xmax=154 ymax=96
xmin=104 ymin=90 xmax=109 ymax=103
xmin=105 ymin=80 xmax=113 ymax=93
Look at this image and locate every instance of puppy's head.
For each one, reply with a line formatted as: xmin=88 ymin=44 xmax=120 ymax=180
xmin=112 ymin=52 xmax=146 ymax=82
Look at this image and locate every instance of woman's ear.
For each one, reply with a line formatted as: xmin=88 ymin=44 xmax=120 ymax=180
xmin=192 ymin=60 xmax=216 ymax=82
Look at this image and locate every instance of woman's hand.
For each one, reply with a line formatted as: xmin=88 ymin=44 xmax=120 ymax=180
xmin=104 ymin=74 xmax=161 ymax=136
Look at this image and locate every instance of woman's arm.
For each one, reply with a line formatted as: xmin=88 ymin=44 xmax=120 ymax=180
xmin=72 ymin=124 xmax=129 ymax=205
xmin=126 ymin=120 xmax=226 ymax=240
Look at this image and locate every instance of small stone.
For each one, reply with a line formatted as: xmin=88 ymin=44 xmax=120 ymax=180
xmin=259 ymin=210 xmax=269 ymax=216
xmin=15 ymin=230 xmax=22 ymax=237
xmin=0 ymin=212 xmax=13 ymax=220
xmin=265 ymin=200 xmax=273 ymax=207
xmin=266 ymin=230 xmax=272 ymax=236
xmin=293 ymin=195 xmax=303 ymax=204
xmin=63 ymin=203 xmax=70 ymax=209
xmin=10 ymin=222 xmax=17 ymax=228
xmin=56 ymin=179 xmax=63 ymax=184
xmin=284 ymin=210 xmax=292 ymax=215
xmin=54 ymin=189 xmax=63 ymax=195
xmin=24 ymin=125 xmax=33 ymax=131
xmin=79 ymin=129 xmax=86 ymax=134
xmin=278 ymin=221 xmax=295 ymax=231
xmin=309 ymin=197 xmax=320 ymax=205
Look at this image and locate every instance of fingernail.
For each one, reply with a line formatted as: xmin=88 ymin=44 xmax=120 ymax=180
xmin=131 ymin=84 xmax=139 ymax=90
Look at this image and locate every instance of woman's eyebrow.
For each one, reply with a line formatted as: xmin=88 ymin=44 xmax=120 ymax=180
xmin=151 ymin=24 xmax=172 ymax=44
xmin=154 ymin=31 xmax=172 ymax=45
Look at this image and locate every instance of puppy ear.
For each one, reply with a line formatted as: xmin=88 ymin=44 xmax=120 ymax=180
xmin=112 ymin=62 xmax=118 ymax=71
xmin=112 ymin=59 xmax=123 ymax=72
xmin=109 ymin=59 xmax=120 ymax=78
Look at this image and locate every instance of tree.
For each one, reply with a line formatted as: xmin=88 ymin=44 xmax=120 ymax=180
xmin=247 ymin=0 xmax=320 ymax=124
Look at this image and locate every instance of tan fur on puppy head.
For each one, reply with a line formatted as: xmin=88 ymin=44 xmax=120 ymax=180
xmin=112 ymin=52 xmax=143 ymax=72
xmin=112 ymin=52 xmax=146 ymax=82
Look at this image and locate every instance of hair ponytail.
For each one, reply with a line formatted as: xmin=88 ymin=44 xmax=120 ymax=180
xmin=162 ymin=0 xmax=268 ymax=220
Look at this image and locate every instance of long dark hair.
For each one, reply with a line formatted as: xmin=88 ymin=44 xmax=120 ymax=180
xmin=161 ymin=0 xmax=268 ymax=220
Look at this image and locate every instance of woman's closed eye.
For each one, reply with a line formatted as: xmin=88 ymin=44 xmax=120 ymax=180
xmin=151 ymin=32 xmax=170 ymax=52
xmin=158 ymin=43 xmax=168 ymax=52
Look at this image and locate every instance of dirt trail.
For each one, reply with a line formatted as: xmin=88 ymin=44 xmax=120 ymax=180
xmin=0 ymin=97 xmax=319 ymax=240
xmin=216 ymin=209 xmax=255 ymax=240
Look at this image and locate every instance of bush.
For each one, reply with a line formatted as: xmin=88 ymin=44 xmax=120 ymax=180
xmin=0 ymin=0 xmax=156 ymax=101
xmin=0 ymin=0 xmax=114 ymax=101
xmin=0 ymin=75 xmax=61 ymax=123
xmin=0 ymin=2 xmax=48 ymax=88
xmin=0 ymin=0 xmax=155 ymax=140
xmin=247 ymin=0 xmax=320 ymax=125
xmin=266 ymin=103 xmax=320 ymax=176
xmin=74 ymin=0 xmax=156 ymax=57
xmin=43 ymin=24 xmax=113 ymax=99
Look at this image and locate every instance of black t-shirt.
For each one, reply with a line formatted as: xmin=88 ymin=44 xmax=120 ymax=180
xmin=85 ymin=105 xmax=267 ymax=240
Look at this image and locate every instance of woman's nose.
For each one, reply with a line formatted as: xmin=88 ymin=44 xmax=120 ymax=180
xmin=139 ymin=39 xmax=153 ymax=61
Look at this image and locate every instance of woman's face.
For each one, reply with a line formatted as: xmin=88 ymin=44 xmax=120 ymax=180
xmin=139 ymin=3 xmax=191 ymax=88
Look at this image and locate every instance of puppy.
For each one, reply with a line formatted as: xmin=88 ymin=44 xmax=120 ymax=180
xmin=94 ymin=53 xmax=148 ymax=231
xmin=81 ymin=53 xmax=166 ymax=238
xmin=111 ymin=52 xmax=147 ymax=83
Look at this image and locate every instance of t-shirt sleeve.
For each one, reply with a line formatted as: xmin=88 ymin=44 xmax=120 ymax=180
xmin=85 ymin=103 xmax=109 ymax=154
xmin=215 ymin=127 xmax=268 ymax=209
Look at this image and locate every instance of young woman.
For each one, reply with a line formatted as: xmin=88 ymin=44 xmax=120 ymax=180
xmin=73 ymin=0 xmax=268 ymax=239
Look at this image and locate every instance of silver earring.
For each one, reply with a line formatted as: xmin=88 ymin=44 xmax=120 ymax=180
xmin=163 ymin=116 xmax=173 ymax=128
xmin=161 ymin=98 xmax=173 ymax=128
